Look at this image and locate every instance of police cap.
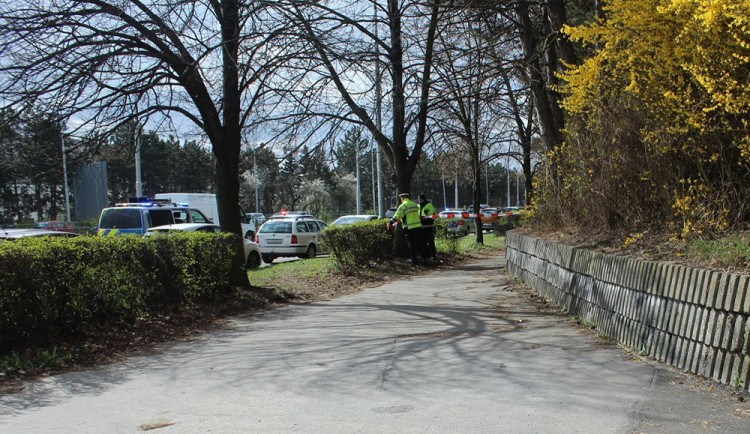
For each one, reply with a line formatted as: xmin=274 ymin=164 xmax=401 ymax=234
xmin=398 ymin=192 xmax=410 ymax=198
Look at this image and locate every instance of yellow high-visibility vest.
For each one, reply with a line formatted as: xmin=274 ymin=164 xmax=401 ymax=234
xmin=393 ymin=198 xmax=422 ymax=230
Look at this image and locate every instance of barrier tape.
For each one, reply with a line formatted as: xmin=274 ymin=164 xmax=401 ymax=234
xmin=437 ymin=212 xmax=501 ymax=219
xmin=437 ymin=211 xmax=525 ymax=219
xmin=390 ymin=210 xmax=525 ymax=224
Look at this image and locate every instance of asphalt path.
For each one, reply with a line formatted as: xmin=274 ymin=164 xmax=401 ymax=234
xmin=1 ymin=254 xmax=748 ymax=433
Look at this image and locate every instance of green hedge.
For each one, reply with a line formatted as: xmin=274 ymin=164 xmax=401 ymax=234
xmin=0 ymin=233 xmax=237 ymax=353
xmin=322 ymin=219 xmax=461 ymax=271
xmin=321 ymin=220 xmax=393 ymax=272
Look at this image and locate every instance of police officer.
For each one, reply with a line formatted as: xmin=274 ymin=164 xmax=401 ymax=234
xmin=386 ymin=192 xmax=428 ymax=265
xmin=418 ymin=194 xmax=437 ymax=261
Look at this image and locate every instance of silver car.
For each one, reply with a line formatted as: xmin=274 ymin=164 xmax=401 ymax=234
xmin=329 ymin=215 xmax=378 ymax=226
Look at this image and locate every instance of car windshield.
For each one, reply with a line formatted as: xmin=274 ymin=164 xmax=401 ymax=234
xmin=100 ymin=209 xmax=142 ymax=229
xmin=259 ymin=221 xmax=292 ymax=234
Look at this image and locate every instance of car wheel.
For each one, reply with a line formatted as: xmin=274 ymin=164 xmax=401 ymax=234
xmin=262 ymin=254 xmax=274 ymax=264
xmin=305 ymin=244 xmax=317 ymax=259
xmin=246 ymin=251 xmax=261 ymax=269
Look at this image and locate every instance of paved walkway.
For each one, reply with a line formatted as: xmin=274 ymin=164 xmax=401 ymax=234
xmin=1 ymin=254 xmax=748 ymax=433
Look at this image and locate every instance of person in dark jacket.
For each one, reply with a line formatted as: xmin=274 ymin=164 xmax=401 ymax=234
xmin=419 ymin=194 xmax=437 ymax=261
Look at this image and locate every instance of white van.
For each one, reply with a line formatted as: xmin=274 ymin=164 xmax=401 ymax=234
xmin=154 ymin=193 xmax=257 ymax=238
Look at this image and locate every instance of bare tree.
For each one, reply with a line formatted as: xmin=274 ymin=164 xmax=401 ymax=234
xmin=259 ymin=0 xmax=452 ymax=195
xmin=0 ymin=0 xmax=280 ymax=285
xmin=431 ymin=15 xmax=512 ymax=244
xmin=431 ymin=6 xmax=543 ymax=243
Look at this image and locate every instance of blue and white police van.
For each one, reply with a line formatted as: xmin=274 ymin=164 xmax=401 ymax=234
xmin=97 ymin=198 xmax=213 ymax=236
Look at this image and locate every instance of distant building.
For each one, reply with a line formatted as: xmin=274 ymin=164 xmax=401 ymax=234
xmin=74 ymin=162 xmax=108 ymax=221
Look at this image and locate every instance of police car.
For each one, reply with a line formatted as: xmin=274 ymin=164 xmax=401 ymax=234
xmin=97 ymin=198 xmax=213 ymax=236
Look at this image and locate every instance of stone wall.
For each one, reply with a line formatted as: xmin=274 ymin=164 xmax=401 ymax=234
xmin=505 ymin=231 xmax=750 ymax=391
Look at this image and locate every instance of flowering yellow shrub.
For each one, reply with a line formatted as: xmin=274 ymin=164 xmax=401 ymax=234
xmin=538 ymin=0 xmax=750 ymax=238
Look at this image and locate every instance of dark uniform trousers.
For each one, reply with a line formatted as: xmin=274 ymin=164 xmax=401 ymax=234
xmin=404 ymin=226 xmax=428 ymax=263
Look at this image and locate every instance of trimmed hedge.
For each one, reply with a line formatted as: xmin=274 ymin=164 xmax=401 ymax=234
xmin=321 ymin=220 xmax=393 ymax=272
xmin=0 ymin=233 xmax=237 ymax=353
xmin=322 ymin=219 xmax=459 ymax=271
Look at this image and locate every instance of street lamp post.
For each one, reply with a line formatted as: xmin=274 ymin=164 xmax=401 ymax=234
xmin=254 ymin=151 xmax=259 ymax=212
xmin=134 ymin=122 xmax=143 ymax=198
xmin=61 ymin=132 xmax=71 ymax=223
xmin=356 ymin=135 xmax=361 ymax=214
xmin=506 ymin=143 xmax=511 ymax=209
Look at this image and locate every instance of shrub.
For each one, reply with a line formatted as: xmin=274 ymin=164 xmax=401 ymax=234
xmin=321 ymin=220 xmax=392 ymax=272
xmin=0 ymin=232 xmax=236 ymax=353
xmin=433 ymin=218 xmax=460 ymax=255
xmin=494 ymin=215 xmax=523 ymax=234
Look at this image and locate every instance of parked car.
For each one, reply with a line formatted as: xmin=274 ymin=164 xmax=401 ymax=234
xmin=466 ymin=204 xmax=489 ymax=213
xmin=145 ymin=223 xmax=262 ymax=268
xmin=255 ymin=215 xmax=328 ymax=263
xmin=97 ymin=199 xmax=212 ymax=236
xmin=0 ymin=228 xmax=80 ymax=241
xmin=271 ymin=210 xmax=314 ymax=218
xmin=246 ymin=212 xmax=266 ymax=227
xmin=438 ymin=210 xmax=474 ymax=236
xmin=477 ymin=208 xmax=501 ymax=231
xmin=329 ymin=215 xmax=378 ymax=226
xmin=384 ymin=208 xmax=398 ymax=219
xmin=32 ymin=221 xmax=76 ymax=233
xmin=504 ymin=206 xmax=526 ymax=216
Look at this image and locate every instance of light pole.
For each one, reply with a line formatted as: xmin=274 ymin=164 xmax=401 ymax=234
xmin=254 ymin=151 xmax=259 ymax=213
xmin=134 ymin=121 xmax=143 ymax=198
xmin=506 ymin=143 xmax=511 ymax=209
xmin=371 ymin=139 xmax=376 ymax=212
xmin=356 ymin=133 xmax=361 ymax=214
xmin=60 ymin=131 xmax=71 ymax=223
xmin=442 ymin=175 xmax=447 ymax=210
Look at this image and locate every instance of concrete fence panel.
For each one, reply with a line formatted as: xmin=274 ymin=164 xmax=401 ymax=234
xmin=505 ymin=231 xmax=749 ymax=391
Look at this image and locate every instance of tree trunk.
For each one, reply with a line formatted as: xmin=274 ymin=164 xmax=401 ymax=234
xmin=515 ymin=2 xmax=564 ymax=154
xmin=523 ymin=144 xmax=533 ymax=205
xmin=394 ymin=159 xmax=414 ymax=195
xmin=546 ymin=0 xmax=577 ymax=68
xmin=215 ymin=0 xmax=248 ymax=289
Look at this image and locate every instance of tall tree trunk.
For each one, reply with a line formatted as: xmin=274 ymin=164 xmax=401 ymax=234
xmin=394 ymin=161 xmax=414 ymax=196
xmin=523 ymin=141 xmax=533 ymax=205
xmin=546 ymin=0 xmax=577 ymax=68
xmin=514 ymin=2 xmax=564 ymax=153
xmin=216 ymin=0 xmax=248 ymax=289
